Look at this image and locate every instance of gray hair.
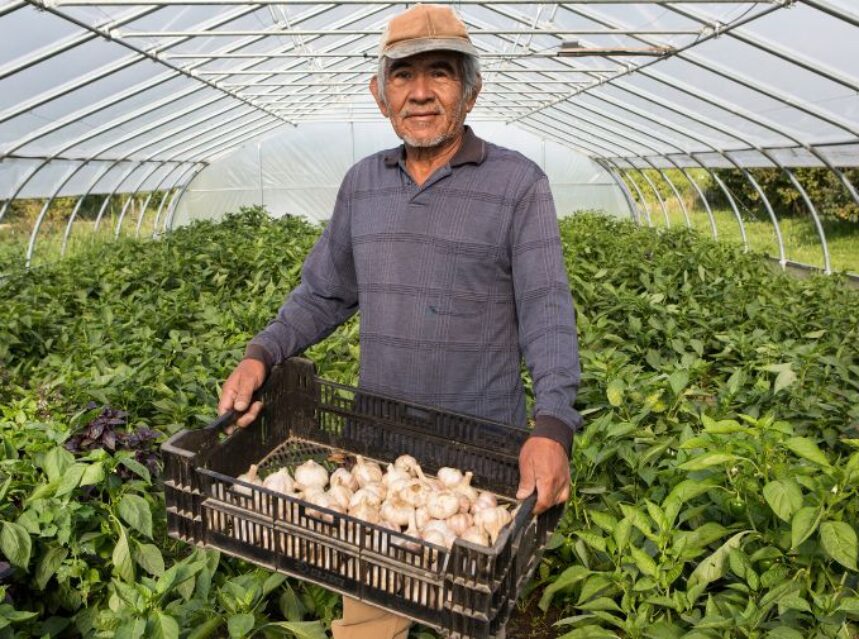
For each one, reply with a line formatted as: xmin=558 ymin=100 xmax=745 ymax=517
xmin=375 ymin=52 xmax=481 ymax=106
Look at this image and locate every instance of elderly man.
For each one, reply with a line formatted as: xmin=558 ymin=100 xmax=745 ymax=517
xmin=218 ymin=4 xmax=581 ymax=638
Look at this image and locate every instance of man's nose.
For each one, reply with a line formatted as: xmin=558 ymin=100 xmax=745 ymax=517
xmin=408 ymin=72 xmax=434 ymax=102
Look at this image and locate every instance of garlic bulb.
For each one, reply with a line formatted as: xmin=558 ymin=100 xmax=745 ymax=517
xmin=426 ymin=490 xmax=460 ymax=520
xmin=327 ymin=485 xmax=353 ymax=511
xmin=396 ymin=511 xmax=422 ymax=552
xmin=348 ymin=501 xmax=380 ymax=524
xmin=414 ymin=506 xmax=431 ymax=530
xmin=330 ymin=467 xmax=359 ymax=491
xmin=305 ymin=492 xmax=341 ymax=523
xmin=421 ymin=520 xmax=456 ymax=548
xmin=349 ymin=487 xmax=383 ymax=510
xmin=380 ymin=495 xmax=414 ymax=528
xmin=383 ymin=464 xmax=411 ymax=488
xmin=447 ymin=513 xmax=473 ymax=537
xmin=262 ymin=467 xmax=294 ymax=494
xmin=421 ymin=529 xmax=449 ymax=548
xmin=394 ymin=454 xmax=420 ymax=477
xmin=471 ymin=490 xmax=498 ymax=514
xmin=387 ymin=477 xmax=410 ymax=496
xmin=460 ymin=525 xmax=489 ymax=546
xmin=436 ymin=467 xmax=464 ymax=489
xmin=362 ymin=482 xmax=387 ymax=502
xmin=352 ymin=456 xmax=383 ymax=488
xmin=294 ymin=460 xmax=328 ymax=491
xmin=234 ymin=464 xmax=261 ymax=496
xmin=414 ymin=466 xmax=443 ymax=491
xmin=453 ymin=471 xmax=478 ymax=504
xmin=399 ymin=479 xmax=429 ymax=507
xmin=474 ymin=506 xmax=512 ymax=544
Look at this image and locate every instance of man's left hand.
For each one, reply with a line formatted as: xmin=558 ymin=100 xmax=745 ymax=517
xmin=516 ymin=436 xmax=570 ymax=515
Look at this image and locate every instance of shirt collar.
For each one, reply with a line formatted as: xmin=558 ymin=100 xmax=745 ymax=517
xmin=382 ymin=125 xmax=487 ymax=168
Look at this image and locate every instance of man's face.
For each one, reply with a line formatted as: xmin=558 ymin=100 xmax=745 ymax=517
xmin=370 ymin=51 xmax=480 ymax=149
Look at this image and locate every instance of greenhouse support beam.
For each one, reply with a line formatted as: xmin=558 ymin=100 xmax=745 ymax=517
xmin=596 ymin=160 xmax=640 ymax=223
xmin=706 ymin=169 xmax=748 ymax=251
xmin=796 ymin=0 xmax=859 ymax=30
xmin=506 ymin=1 xmax=782 ymax=123
xmin=634 ymin=167 xmax=670 ymax=227
xmin=51 ymin=0 xmax=774 ymax=5
xmin=0 ymin=5 xmax=155 ymax=81
xmin=0 ymin=0 xmax=26 ymax=17
xmin=25 ymin=164 xmax=82 ymax=268
xmin=139 ymin=28 xmax=699 ymax=38
xmin=678 ymin=168 xmax=718 ymax=240
xmin=153 ymin=165 xmax=202 ymax=235
xmin=740 ymin=167 xmax=786 ymax=267
xmin=655 ymin=168 xmax=691 ymax=228
xmin=25 ymin=0 xmax=297 ymax=126
xmin=618 ymin=169 xmax=653 ymax=227
xmin=784 ymin=168 xmax=832 ymax=274
xmin=135 ymin=164 xmax=197 ymax=239
xmin=672 ymin=4 xmax=859 ymax=94
xmin=166 ymin=165 xmax=208 ymax=231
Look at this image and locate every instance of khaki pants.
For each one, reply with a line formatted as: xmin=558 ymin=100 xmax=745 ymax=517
xmin=331 ymin=597 xmax=412 ymax=639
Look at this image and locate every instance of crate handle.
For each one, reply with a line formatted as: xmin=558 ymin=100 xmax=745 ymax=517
xmin=205 ymin=409 xmax=239 ymax=432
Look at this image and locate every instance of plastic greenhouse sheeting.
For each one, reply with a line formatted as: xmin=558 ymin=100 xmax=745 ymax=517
xmin=171 ymin=121 xmax=629 ymax=226
xmin=0 ymin=0 xmax=858 ymax=221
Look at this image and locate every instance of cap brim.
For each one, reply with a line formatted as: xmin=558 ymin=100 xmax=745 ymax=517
xmin=383 ymin=37 xmax=479 ymax=60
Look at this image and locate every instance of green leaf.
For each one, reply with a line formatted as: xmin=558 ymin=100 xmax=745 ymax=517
xmin=819 ymin=521 xmax=858 ymax=571
xmin=55 ymin=463 xmax=86 ymax=497
xmin=791 ymin=507 xmax=820 ymax=549
xmin=701 ymin=415 xmax=745 ymax=434
xmin=589 ymin=510 xmax=618 ymax=533
xmin=256 ymin=621 xmax=329 ymax=639
xmin=779 ymin=594 xmax=811 ymax=613
xmin=119 ymin=457 xmax=151 ymax=484
xmin=80 ymin=461 xmax=105 ymax=487
xmin=606 ymin=379 xmax=624 ymax=407
xmin=538 ymin=565 xmax=590 ymax=611
xmin=613 ymin=517 xmax=632 ymax=552
xmin=577 ymin=574 xmax=613 ymax=604
xmin=762 ymin=479 xmax=803 ymax=523
xmin=784 ymin=437 xmax=831 ymax=468
xmin=116 ymin=620 xmax=146 ymax=639
xmin=228 ymin=613 xmax=255 ymax=638
xmin=678 ymin=453 xmax=736 ymax=471
xmin=688 ymin=531 xmax=749 ymax=589
xmin=134 ymin=542 xmax=165 ymax=576
xmin=35 ymin=546 xmax=68 ymax=589
xmin=148 ymin=612 xmax=179 ymax=639
xmin=0 ymin=521 xmax=32 ymax=569
xmin=118 ymin=494 xmax=153 ymax=538
xmin=112 ymin=526 xmax=135 ymax=582
xmin=42 ymin=446 xmax=73 ymax=483
xmin=576 ymin=531 xmax=607 ymax=553
xmin=836 ymin=597 xmax=859 ymax=615
xmin=557 ymin=626 xmax=618 ymax=639
xmin=630 ymin=545 xmax=658 ymax=578
xmin=773 ymin=368 xmax=797 ymax=394
xmin=668 ymin=370 xmax=689 ymax=396
xmin=767 ymin=628 xmax=804 ymax=639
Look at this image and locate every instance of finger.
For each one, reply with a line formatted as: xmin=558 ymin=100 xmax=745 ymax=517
xmin=237 ymin=401 xmax=263 ymax=429
xmin=533 ymin=476 xmax=554 ymax=515
xmin=217 ymin=380 xmax=238 ymax=415
xmin=557 ymin=485 xmax=570 ymax=505
xmin=517 ymin=453 xmax=536 ymax=500
xmin=233 ymin=373 xmax=258 ymax=412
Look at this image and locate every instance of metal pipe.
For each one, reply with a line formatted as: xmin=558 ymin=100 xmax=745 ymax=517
xmin=24 ymin=165 xmax=80 ymax=268
xmin=654 ymin=167 xmax=691 ymax=228
xmin=679 ymin=168 xmax=717 ymax=239
xmin=740 ymin=166 xmax=786 ymax=267
xmin=165 ymin=165 xmax=208 ymax=231
xmin=53 ymin=0 xmax=771 ymax=5
xmin=634 ymin=166 xmax=670 ymax=227
xmin=619 ymin=168 xmax=653 ymax=227
xmin=784 ymin=168 xmax=832 ymax=274
xmin=595 ymin=159 xmax=640 ymax=223
xmin=706 ymin=169 xmax=748 ymax=250
xmin=132 ymin=28 xmax=700 ymax=38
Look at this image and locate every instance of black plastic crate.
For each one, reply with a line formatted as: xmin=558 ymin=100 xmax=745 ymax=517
xmin=163 ymin=357 xmax=563 ymax=639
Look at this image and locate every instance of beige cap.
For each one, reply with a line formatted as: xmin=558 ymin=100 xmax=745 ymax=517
xmin=380 ymin=4 xmax=479 ymax=60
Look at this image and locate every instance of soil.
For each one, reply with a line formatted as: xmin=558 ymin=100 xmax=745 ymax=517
xmin=505 ymin=589 xmax=565 ymax=639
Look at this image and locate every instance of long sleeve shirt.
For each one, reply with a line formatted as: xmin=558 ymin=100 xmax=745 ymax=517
xmin=246 ymin=126 xmax=582 ymax=451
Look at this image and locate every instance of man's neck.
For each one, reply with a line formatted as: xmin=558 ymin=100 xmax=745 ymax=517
xmin=403 ymin=128 xmax=465 ymax=187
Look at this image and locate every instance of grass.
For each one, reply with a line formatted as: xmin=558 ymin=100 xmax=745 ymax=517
xmin=633 ymin=199 xmax=859 ymax=276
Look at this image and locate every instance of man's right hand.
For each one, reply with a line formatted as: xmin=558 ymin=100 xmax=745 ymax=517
xmin=218 ymin=358 xmax=267 ymax=429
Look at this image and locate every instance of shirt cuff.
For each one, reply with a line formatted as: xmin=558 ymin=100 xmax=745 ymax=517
xmin=244 ymin=343 xmax=275 ymax=373
xmin=532 ymin=414 xmax=574 ymax=454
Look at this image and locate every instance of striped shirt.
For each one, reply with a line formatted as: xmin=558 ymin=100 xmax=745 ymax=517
xmin=246 ymin=126 xmax=581 ymax=451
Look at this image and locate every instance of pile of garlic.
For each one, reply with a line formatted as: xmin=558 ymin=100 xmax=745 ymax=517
xmin=234 ymin=454 xmax=514 ymax=549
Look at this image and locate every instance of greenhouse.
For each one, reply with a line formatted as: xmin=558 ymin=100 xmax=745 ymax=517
xmin=1 ymin=0 xmax=858 ymax=637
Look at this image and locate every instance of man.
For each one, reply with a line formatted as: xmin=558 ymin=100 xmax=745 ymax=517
xmin=218 ymin=4 xmax=582 ymax=638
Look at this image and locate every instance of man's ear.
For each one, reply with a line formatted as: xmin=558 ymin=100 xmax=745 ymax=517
xmin=465 ymin=73 xmax=482 ymax=113
xmin=369 ymin=76 xmax=389 ymax=117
